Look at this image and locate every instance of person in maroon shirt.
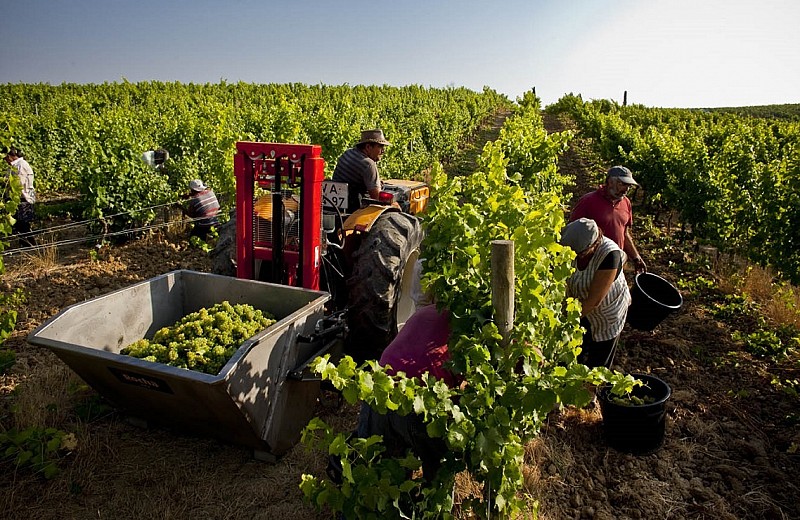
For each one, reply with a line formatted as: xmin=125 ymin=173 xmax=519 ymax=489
xmin=183 ymin=179 xmax=220 ymax=240
xmin=353 ymin=304 xmax=456 ymax=482
xmin=570 ymin=165 xmax=646 ymax=274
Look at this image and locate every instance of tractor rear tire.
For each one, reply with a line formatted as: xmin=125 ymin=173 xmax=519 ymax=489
xmin=211 ymin=214 xmax=237 ymax=277
xmin=346 ymin=211 xmax=424 ymax=362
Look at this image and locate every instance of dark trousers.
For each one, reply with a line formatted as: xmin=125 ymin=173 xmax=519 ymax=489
xmin=189 ymin=224 xmax=214 ymax=241
xmin=13 ymin=201 xmax=35 ymax=246
xmin=577 ymin=318 xmax=620 ymax=369
xmin=356 ymin=402 xmax=447 ymax=481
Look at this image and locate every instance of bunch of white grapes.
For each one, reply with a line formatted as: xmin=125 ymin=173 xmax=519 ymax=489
xmin=121 ymin=301 xmax=276 ymax=374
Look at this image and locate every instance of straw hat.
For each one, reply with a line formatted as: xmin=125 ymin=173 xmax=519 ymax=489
xmin=357 ymin=129 xmax=391 ymax=146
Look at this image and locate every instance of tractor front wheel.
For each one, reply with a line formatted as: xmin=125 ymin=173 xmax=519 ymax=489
xmin=346 ymin=211 xmax=424 ymax=362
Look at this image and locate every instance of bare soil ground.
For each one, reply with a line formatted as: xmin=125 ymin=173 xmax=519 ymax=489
xmin=532 ymin=113 xmax=800 ymax=520
xmin=1 ymin=112 xmax=799 ymax=519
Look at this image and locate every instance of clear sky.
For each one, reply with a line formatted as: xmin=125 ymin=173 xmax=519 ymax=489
xmin=1 ymin=0 xmax=797 ymax=108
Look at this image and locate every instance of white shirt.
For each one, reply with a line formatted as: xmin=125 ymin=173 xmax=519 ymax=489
xmin=566 ymin=237 xmax=631 ymax=341
xmin=10 ymin=157 xmax=35 ymax=203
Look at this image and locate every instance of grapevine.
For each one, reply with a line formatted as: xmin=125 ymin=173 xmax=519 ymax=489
xmin=547 ymin=95 xmax=800 ymax=283
xmin=1 ymin=114 xmax=22 ymax=347
xmin=121 ymin=301 xmax=275 ymax=375
xmin=0 ymin=82 xmax=511 ymax=231
xmin=300 ymin=92 xmax=637 ymax=519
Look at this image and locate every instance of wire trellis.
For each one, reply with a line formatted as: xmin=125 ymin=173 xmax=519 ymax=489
xmin=1 ymin=200 xmax=213 ymax=256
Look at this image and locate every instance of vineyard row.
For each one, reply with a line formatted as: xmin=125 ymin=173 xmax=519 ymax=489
xmin=546 ymin=95 xmax=800 ymax=283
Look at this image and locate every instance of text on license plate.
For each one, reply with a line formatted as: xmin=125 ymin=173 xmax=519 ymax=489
xmin=322 ymin=181 xmax=349 ymax=210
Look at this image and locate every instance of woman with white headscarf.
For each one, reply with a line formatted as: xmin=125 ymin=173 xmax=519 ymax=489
xmin=561 ymin=217 xmax=631 ymax=369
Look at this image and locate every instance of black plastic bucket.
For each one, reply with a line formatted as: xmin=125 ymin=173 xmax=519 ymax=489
xmin=627 ymin=272 xmax=682 ymax=331
xmin=598 ymin=373 xmax=672 ymax=455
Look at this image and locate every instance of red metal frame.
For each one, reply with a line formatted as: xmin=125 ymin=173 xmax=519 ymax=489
xmin=234 ymin=142 xmax=325 ymax=290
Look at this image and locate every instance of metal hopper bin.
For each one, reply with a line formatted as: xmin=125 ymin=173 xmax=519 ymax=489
xmin=27 ymin=270 xmax=337 ymax=461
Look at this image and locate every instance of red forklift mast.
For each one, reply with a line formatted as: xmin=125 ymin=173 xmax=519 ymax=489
xmin=234 ymin=142 xmax=325 ymax=290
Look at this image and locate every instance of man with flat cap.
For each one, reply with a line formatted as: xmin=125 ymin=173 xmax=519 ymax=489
xmin=570 ymin=165 xmax=647 ymax=274
xmin=332 ymin=129 xmax=391 ymax=211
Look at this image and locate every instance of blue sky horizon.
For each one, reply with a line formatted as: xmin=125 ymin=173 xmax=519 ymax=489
xmin=1 ymin=0 xmax=797 ymax=109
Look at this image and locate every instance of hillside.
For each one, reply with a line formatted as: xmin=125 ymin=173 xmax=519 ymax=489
xmin=697 ymin=103 xmax=800 ymax=121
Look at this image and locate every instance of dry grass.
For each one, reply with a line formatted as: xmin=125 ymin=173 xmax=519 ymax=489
xmin=740 ymin=264 xmax=778 ymax=301
xmin=3 ymin=241 xmax=60 ymax=280
xmin=1 ymin=377 xmax=340 ymax=520
xmin=764 ymin=284 xmax=800 ymax=330
xmin=715 ymin=261 xmax=800 ymax=329
xmin=523 ymin=435 xmax=571 ymax=511
xmin=10 ymin=363 xmax=79 ymax=430
xmin=521 ymin=409 xmax=597 ymax=520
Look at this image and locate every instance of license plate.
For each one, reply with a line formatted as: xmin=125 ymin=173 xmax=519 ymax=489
xmin=322 ymin=180 xmax=349 ymax=210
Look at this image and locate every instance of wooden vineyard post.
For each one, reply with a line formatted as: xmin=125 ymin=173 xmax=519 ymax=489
xmin=491 ymin=240 xmax=515 ymax=346
xmin=488 ymin=239 xmax=515 ymax=516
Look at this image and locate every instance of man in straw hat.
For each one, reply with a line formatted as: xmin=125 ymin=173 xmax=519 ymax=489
xmin=332 ymin=129 xmax=392 ymax=211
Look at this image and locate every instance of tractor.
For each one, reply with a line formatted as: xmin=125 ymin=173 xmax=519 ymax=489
xmin=211 ymin=141 xmax=429 ymax=361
